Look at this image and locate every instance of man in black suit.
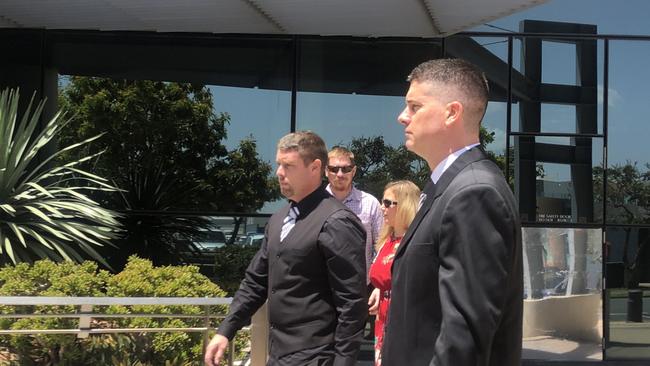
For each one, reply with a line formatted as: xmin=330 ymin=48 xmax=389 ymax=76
xmin=205 ymin=131 xmax=367 ymax=366
xmin=382 ymin=59 xmax=522 ymax=366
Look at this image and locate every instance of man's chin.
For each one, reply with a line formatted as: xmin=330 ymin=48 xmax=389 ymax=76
xmin=280 ymin=188 xmax=293 ymax=199
xmin=404 ymin=141 xmax=415 ymax=152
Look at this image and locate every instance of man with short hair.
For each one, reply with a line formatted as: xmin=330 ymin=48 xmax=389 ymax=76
xmin=205 ymin=131 xmax=367 ymax=366
xmin=382 ymin=59 xmax=523 ymax=366
xmin=325 ymin=146 xmax=383 ymax=282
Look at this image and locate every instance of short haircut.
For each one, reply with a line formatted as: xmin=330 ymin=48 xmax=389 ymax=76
xmin=328 ymin=146 xmax=355 ymax=166
xmin=408 ymin=58 xmax=489 ymax=122
xmin=277 ymin=131 xmax=328 ymax=174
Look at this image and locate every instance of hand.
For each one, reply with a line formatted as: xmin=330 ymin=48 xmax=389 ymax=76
xmin=368 ymin=288 xmax=380 ymax=315
xmin=204 ymin=334 xmax=229 ymax=366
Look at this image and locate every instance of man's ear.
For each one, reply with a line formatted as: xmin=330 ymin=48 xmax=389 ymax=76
xmin=312 ymin=158 xmax=322 ymax=174
xmin=445 ymin=101 xmax=463 ymax=126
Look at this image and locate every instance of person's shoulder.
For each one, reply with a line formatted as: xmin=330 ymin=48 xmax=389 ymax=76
xmin=323 ymin=196 xmax=361 ymax=220
xmin=455 ymin=159 xmax=506 ymax=185
xmin=448 ymin=160 xmax=515 ymax=204
xmin=318 ymin=194 xmax=349 ymax=213
xmin=354 ymin=187 xmax=380 ymax=205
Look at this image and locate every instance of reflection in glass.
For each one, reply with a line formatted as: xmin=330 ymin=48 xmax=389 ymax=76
xmin=297 ymin=38 xmax=442 ymax=149
xmin=605 ymin=227 xmax=650 ymax=359
xmin=210 ymin=85 xmax=291 ymax=169
xmin=512 ymin=136 xmax=604 ymax=224
xmin=511 ymin=36 xmax=603 ymax=134
xmin=522 ymin=227 xmax=602 ymax=360
xmin=607 ymin=40 xmax=650 ymax=225
xmin=542 ymin=41 xmax=577 ymax=85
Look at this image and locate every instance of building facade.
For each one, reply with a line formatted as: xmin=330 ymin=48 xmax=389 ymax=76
xmin=1 ymin=1 xmax=650 ymax=364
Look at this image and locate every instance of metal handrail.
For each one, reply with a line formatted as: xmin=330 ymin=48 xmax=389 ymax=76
xmin=0 ymin=296 xmax=242 ymax=366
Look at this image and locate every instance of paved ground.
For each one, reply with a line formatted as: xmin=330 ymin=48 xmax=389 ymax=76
xmin=356 ymin=319 xmax=650 ymax=364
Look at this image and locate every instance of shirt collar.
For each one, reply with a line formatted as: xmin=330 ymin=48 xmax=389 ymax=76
xmin=291 ymin=185 xmax=330 ymax=218
xmin=430 ymin=143 xmax=480 ymax=184
xmin=325 ymin=184 xmax=360 ymax=203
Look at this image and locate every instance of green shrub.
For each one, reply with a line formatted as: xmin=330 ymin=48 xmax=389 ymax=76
xmin=0 ymin=256 xmax=248 ymax=365
xmin=213 ymin=244 xmax=260 ymax=296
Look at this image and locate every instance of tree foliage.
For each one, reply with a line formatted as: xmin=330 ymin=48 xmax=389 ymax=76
xmin=349 ymin=126 xmax=506 ymax=198
xmin=593 ymin=162 xmax=650 ymax=225
xmin=58 ymin=77 xmax=278 ymax=269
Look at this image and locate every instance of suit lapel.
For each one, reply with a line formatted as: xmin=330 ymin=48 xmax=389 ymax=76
xmin=394 ymin=147 xmax=489 ymax=259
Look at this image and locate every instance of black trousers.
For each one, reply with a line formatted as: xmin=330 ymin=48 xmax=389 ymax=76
xmin=267 ymin=343 xmax=335 ymax=366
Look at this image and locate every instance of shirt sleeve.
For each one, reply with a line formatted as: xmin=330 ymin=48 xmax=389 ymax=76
xmin=319 ymin=209 xmax=368 ymax=366
xmin=217 ymin=226 xmax=270 ymax=340
xmin=370 ymin=198 xmax=383 ymax=251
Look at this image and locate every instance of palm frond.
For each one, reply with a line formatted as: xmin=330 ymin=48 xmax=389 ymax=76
xmin=0 ymin=88 xmax=123 ymax=265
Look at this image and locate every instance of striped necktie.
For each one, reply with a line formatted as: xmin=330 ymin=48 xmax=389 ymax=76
xmin=280 ymin=206 xmax=299 ymax=241
xmin=417 ymin=192 xmax=427 ymax=211
xmin=418 ymin=181 xmax=435 ymax=210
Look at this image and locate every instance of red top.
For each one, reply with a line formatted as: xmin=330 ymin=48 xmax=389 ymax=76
xmin=368 ymin=235 xmax=402 ymax=366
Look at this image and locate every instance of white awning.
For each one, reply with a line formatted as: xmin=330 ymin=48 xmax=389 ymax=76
xmin=0 ymin=0 xmax=547 ymax=37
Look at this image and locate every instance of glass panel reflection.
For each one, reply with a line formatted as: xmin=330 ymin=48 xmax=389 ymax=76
xmin=511 ymin=36 xmax=604 ymax=134
xmin=512 ymin=136 xmax=604 ymax=224
xmin=522 ymin=227 xmax=602 ymax=360
xmin=607 ymin=40 xmax=650 ymax=225
xmin=297 ymin=38 xmax=442 ymax=149
xmin=605 ymin=227 xmax=650 ymax=359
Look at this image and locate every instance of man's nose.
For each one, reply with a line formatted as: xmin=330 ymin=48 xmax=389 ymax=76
xmin=398 ymin=109 xmax=409 ymax=126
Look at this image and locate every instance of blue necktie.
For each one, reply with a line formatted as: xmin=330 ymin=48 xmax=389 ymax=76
xmin=280 ymin=206 xmax=299 ymax=241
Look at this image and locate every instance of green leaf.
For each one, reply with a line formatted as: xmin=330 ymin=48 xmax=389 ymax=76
xmin=4 ymin=237 xmax=15 ymax=263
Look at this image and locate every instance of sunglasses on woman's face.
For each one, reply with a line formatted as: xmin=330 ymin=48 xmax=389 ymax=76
xmin=327 ymin=165 xmax=354 ymax=174
xmin=382 ymin=199 xmax=398 ymax=208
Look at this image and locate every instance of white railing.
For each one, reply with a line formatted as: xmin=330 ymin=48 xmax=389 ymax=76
xmin=0 ymin=296 xmax=269 ymax=366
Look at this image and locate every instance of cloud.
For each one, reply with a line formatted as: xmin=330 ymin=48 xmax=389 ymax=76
xmin=598 ymin=85 xmax=622 ymax=107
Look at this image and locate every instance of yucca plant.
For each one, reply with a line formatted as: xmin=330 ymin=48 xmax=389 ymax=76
xmin=0 ymin=88 xmax=122 ymax=266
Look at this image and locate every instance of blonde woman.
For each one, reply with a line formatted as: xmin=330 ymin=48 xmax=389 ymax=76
xmin=367 ymin=180 xmax=420 ymax=366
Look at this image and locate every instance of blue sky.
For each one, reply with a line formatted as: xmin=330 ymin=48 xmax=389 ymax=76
xmin=213 ymin=0 xmax=650 ymax=193
xmin=473 ymin=0 xmax=650 ymax=171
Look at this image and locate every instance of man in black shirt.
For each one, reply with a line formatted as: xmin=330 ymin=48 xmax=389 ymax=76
xmin=205 ymin=131 xmax=367 ymax=366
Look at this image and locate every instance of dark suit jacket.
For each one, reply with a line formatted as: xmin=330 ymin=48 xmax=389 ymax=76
xmin=382 ymin=147 xmax=523 ymax=366
xmin=218 ymin=186 xmax=367 ymax=366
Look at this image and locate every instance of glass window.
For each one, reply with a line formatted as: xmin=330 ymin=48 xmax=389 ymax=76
xmin=604 ymin=227 xmax=650 ymax=359
xmin=52 ymin=35 xmax=292 ymax=214
xmin=296 ymin=38 xmax=442 ymax=148
xmin=511 ymin=135 xmax=604 ymax=224
xmin=607 ymin=40 xmax=650 ymax=225
xmin=522 ymin=227 xmax=603 ymax=360
xmin=511 ymin=36 xmax=603 ymax=134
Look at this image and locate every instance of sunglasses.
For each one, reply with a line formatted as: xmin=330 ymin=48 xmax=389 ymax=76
xmin=327 ymin=165 xmax=354 ymax=174
xmin=382 ymin=199 xmax=398 ymax=208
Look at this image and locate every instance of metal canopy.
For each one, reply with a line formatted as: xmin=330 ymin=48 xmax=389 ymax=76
xmin=0 ymin=0 xmax=547 ymax=37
